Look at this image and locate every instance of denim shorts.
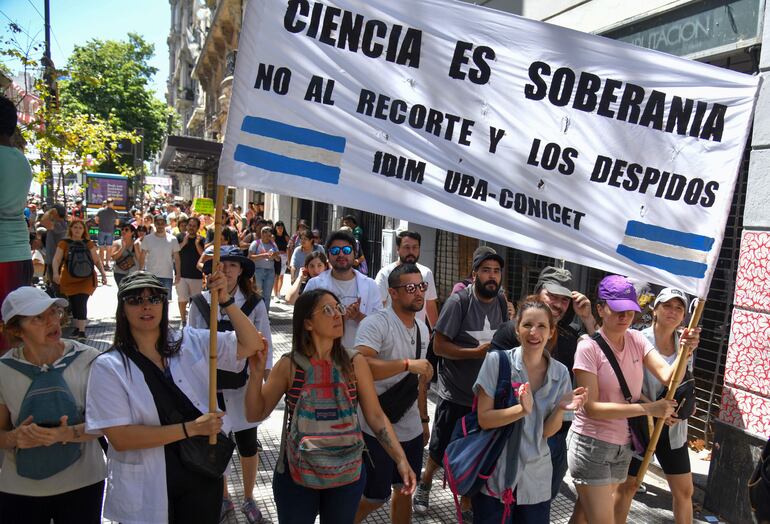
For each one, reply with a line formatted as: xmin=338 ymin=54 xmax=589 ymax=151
xmin=567 ymin=430 xmax=633 ymax=486
xmin=97 ymin=231 xmax=114 ymax=246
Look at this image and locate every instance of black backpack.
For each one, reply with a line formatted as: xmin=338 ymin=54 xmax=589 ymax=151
xmin=190 ymin=293 xmax=261 ymax=389
xmin=65 ymin=240 xmax=94 ymax=278
xmin=426 ymin=286 xmax=509 ymax=383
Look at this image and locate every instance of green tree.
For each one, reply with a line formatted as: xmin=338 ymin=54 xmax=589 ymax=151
xmin=59 ymin=33 xmax=172 ymax=159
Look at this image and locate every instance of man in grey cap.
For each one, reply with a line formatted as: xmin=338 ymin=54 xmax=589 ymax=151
xmin=413 ymin=246 xmax=510 ymax=518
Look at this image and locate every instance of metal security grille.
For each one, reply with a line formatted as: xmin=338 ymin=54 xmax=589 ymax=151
xmin=354 ymin=211 xmax=387 ymax=277
xmin=687 ymin=143 xmax=749 ymax=445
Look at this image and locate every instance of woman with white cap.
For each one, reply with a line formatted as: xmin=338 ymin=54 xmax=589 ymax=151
xmin=615 ymin=287 xmax=700 ymax=524
xmin=85 ymin=270 xmax=266 ymax=524
xmin=567 ymin=275 xmax=695 ymax=524
xmin=0 ymin=287 xmax=106 ymax=522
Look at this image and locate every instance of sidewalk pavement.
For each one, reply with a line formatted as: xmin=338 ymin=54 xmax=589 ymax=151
xmin=81 ymin=273 xmax=728 ymax=524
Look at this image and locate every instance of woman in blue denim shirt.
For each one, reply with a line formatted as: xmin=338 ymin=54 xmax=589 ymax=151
xmin=472 ymin=297 xmax=587 ymax=523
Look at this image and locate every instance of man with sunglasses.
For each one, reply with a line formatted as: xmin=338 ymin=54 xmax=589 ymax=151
xmin=352 ymin=264 xmax=432 ymax=524
xmin=374 ymin=231 xmax=438 ymax=327
xmin=303 ymin=230 xmax=382 ymax=350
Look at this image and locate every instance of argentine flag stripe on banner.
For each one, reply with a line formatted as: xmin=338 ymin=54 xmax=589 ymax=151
xmin=616 ymin=221 xmax=714 ymax=278
xmin=233 ymin=116 xmax=346 ymax=184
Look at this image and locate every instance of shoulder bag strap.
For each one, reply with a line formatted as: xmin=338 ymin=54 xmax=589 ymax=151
xmin=494 ymin=349 xmax=512 ymax=409
xmin=415 ymin=323 xmax=422 ymax=359
xmin=190 ymin=294 xmax=211 ymax=328
xmin=591 ymin=333 xmax=633 ymax=403
xmin=276 ymin=355 xmax=301 ymax=474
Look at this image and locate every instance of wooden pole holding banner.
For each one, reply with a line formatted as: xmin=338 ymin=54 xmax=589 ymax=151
xmin=208 ymin=185 xmax=225 ymax=445
xmin=635 ymin=298 xmax=706 ymax=487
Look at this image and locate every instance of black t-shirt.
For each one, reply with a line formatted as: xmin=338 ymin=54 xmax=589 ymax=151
xmin=176 ymin=234 xmax=204 ymax=279
xmin=275 ymin=233 xmax=289 ymax=252
xmin=551 ymin=308 xmax=583 ymax=379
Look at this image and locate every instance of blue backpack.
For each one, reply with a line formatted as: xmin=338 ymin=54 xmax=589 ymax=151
xmin=1 ymin=349 xmax=85 ymax=479
xmin=443 ymin=350 xmax=523 ymax=522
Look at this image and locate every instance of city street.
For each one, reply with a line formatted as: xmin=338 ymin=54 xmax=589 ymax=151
xmin=78 ymin=274 xmax=725 ymax=524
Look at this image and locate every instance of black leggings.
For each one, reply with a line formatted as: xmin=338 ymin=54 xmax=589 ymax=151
xmin=67 ymin=293 xmax=89 ymax=321
xmin=0 ymin=480 xmax=104 ymax=524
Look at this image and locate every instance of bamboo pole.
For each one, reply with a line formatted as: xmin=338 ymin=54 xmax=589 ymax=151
xmin=208 ymin=185 xmax=225 ymax=445
xmin=635 ymin=298 xmax=706 ymax=487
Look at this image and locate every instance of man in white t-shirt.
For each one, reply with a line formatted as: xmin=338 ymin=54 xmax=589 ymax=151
xmin=139 ymin=215 xmax=181 ymax=296
xmin=303 ymin=230 xmax=381 ymax=350
xmin=353 ymin=263 xmax=433 ymax=524
xmin=374 ymin=231 xmax=438 ymax=327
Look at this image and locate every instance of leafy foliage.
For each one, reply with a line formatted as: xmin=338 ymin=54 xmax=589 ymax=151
xmin=58 ymin=33 xmax=173 ymax=159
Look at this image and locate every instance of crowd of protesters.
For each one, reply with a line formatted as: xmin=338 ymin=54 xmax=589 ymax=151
xmin=0 ymin=94 xmax=707 ymax=524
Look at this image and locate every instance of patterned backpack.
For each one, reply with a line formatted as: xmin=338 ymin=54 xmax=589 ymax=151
xmin=276 ymin=352 xmax=365 ymax=489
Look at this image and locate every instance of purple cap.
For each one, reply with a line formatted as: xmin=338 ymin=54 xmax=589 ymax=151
xmin=597 ymin=275 xmax=641 ymax=312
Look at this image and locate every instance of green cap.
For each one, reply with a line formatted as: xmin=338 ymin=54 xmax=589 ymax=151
xmin=118 ymin=271 xmax=168 ymax=298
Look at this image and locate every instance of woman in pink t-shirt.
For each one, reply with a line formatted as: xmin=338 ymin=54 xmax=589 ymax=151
xmin=566 ymin=276 xmax=683 ymax=524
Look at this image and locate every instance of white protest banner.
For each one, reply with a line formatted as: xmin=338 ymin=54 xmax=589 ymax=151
xmin=218 ymin=0 xmax=759 ymax=297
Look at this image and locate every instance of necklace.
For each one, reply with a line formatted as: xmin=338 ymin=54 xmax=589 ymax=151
xmin=405 ymin=323 xmax=416 ymax=345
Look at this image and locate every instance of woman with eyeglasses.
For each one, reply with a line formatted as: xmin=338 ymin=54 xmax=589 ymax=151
xmin=244 ymin=289 xmax=416 ymax=523
xmin=0 ymin=287 xmax=106 ymax=523
xmin=111 ymin=223 xmax=138 ymax=286
xmin=51 ymin=219 xmax=107 ymax=341
xmin=248 ymin=226 xmax=280 ymax=313
xmin=187 ymin=246 xmax=272 ymax=523
xmin=85 ymin=271 xmax=266 ymax=524
xmin=285 ymin=251 xmax=329 ymax=305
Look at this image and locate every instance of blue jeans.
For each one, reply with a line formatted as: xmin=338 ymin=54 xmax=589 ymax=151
xmin=273 ymin=465 xmax=366 ymax=524
xmin=547 ymin=423 xmax=570 ymax=499
xmin=471 ymin=493 xmax=551 ymax=524
xmin=253 ymin=267 xmax=275 ymax=312
xmin=158 ymin=277 xmax=173 ymax=298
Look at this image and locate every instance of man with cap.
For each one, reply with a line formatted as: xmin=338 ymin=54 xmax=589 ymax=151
xmin=413 ymin=246 xmax=510 ymax=518
xmin=139 ymin=214 xmax=181 ymax=298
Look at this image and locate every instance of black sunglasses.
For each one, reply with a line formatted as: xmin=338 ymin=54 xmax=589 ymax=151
xmin=122 ymin=294 xmax=166 ymax=306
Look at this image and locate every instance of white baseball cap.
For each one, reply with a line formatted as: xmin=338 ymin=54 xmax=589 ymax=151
xmin=1 ymin=287 xmax=68 ymax=322
xmin=653 ymin=287 xmax=688 ymax=308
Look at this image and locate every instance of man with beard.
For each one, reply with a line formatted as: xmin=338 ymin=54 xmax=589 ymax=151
xmin=413 ymin=247 xmax=509 ymax=518
xmin=303 ymin=230 xmax=382 ymax=350
xmin=374 ymin=231 xmax=438 ymax=326
xmin=353 ymin=264 xmax=433 ymax=524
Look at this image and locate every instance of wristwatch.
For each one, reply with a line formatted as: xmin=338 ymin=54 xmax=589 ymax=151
xmin=219 ymin=296 xmax=235 ymax=309
xmin=421 ymin=417 xmax=430 ymax=424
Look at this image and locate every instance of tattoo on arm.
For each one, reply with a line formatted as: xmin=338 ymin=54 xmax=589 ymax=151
xmin=375 ymin=427 xmax=394 ymax=453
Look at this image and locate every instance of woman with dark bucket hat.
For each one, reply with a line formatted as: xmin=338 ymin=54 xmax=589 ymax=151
xmin=615 ymin=287 xmax=700 ymax=524
xmin=567 ymin=275 xmax=697 ymax=524
xmin=187 ymin=246 xmax=272 ymax=523
xmin=0 ymin=287 xmax=106 ymax=523
xmin=85 ymin=271 xmax=266 ymax=524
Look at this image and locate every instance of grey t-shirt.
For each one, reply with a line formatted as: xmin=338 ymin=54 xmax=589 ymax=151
xmin=96 ymin=207 xmax=119 ymax=234
xmin=44 ymin=219 xmax=67 ymax=264
xmin=473 ymin=348 xmax=571 ymax=504
xmin=434 ymin=288 xmax=506 ymax=406
xmin=354 ymin=307 xmax=429 ymax=441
